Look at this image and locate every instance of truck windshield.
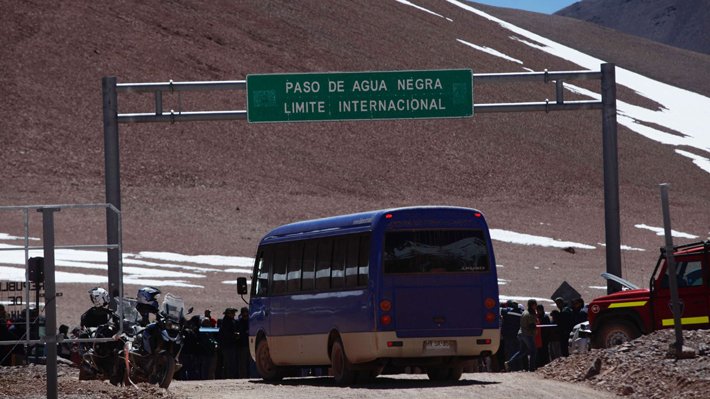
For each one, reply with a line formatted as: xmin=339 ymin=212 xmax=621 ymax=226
xmin=384 ymin=229 xmax=489 ymax=274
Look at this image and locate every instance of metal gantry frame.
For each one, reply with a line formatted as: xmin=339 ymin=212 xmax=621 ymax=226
xmin=0 ymin=204 xmax=124 ymax=399
xmin=103 ymin=63 xmax=621 ymax=298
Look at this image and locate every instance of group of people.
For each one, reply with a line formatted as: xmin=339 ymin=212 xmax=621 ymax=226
xmin=0 ymin=304 xmax=46 ymax=366
xmin=500 ymin=296 xmax=588 ymax=372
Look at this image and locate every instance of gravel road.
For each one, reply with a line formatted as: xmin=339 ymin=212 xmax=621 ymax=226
xmin=170 ymin=373 xmax=616 ymax=399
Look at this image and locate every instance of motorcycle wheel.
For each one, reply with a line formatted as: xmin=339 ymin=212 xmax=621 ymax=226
xmin=109 ymin=357 xmax=125 ymax=386
xmin=154 ymin=354 xmax=176 ymax=389
xmin=78 ymin=362 xmax=95 ymax=381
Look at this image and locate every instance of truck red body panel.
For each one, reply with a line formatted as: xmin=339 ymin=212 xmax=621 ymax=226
xmin=588 ymin=241 xmax=710 ymax=347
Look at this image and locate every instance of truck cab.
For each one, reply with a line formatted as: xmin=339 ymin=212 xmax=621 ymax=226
xmin=588 ymin=241 xmax=710 ymax=348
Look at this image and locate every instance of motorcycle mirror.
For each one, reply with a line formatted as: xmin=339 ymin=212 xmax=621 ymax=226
xmin=187 ymin=307 xmax=194 ymax=315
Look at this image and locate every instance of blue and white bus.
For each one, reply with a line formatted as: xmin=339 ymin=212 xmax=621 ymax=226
xmin=246 ymin=206 xmax=499 ymax=384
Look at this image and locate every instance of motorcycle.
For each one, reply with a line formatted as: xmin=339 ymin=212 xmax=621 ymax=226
xmin=112 ymin=293 xmax=192 ymax=389
xmin=78 ymin=298 xmax=140 ymax=384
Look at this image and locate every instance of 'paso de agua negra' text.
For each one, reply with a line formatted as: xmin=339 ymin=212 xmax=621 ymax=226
xmin=283 ymin=78 xmax=447 ymax=115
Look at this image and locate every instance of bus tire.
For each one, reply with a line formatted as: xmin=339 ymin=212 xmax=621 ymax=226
xmin=331 ymin=339 xmax=357 ymax=386
xmin=256 ymin=338 xmax=283 ymax=382
xmin=596 ymin=320 xmax=641 ymax=348
xmin=427 ymin=366 xmax=463 ymax=382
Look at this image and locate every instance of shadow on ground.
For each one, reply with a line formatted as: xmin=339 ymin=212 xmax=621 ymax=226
xmin=249 ymin=376 xmax=499 ymax=389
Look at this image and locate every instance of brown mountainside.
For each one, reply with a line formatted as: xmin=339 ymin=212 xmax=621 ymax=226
xmin=1 ymin=0 xmax=709 ymax=317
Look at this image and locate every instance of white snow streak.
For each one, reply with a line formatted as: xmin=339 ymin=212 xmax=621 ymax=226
xmin=634 ymin=224 xmax=699 ymax=239
xmin=395 ymin=0 xmax=453 ymax=21
xmin=490 ymin=229 xmax=596 ymax=249
xmin=457 ymin=39 xmax=523 ymax=64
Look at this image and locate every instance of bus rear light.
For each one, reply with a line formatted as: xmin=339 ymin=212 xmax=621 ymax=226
xmin=380 ymin=300 xmax=392 ymax=312
xmin=474 ymin=212 xmax=482 ymax=218
xmin=484 ymin=297 xmax=496 ymax=309
xmin=476 ymin=339 xmax=491 ymax=345
xmin=387 ymin=341 xmax=403 ymax=347
xmin=385 ymin=213 xmax=393 ymax=219
xmin=381 ymin=315 xmax=392 ymax=326
xmin=485 ymin=312 xmax=496 ymax=323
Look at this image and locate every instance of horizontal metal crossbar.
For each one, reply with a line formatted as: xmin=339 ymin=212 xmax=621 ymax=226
xmin=0 ymin=244 xmax=120 ymax=251
xmin=117 ymin=80 xmax=246 ymax=93
xmin=0 ymin=203 xmax=120 ymax=213
xmin=474 ymin=70 xmax=602 ymax=82
xmin=118 ymin=110 xmax=247 ymax=123
xmin=475 ymin=100 xmax=603 ymax=113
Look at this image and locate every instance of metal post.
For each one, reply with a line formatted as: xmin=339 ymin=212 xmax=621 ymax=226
xmin=660 ymin=184 xmax=684 ymax=354
xmin=103 ymin=77 xmax=121 ymax=302
xmin=39 ymin=208 xmax=60 ymax=399
xmin=601 ymin=63 xmax=622 ymax=294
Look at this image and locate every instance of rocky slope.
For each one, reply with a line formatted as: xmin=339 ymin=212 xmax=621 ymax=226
xmin=555 ymin=0 xmax=710 ymax=55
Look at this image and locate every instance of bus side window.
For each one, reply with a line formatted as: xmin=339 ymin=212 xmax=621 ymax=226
xmin=332 ymin=237 xmax=346 ymax=289
xmin=316 ymin=238 xmax=333 ymax=291
xmin=287 ymin=242 xmax=304 ymax=293
xmin=345 ymin=235 xmax=359 ymax=288
xmin=254 ymin=247 xmax=273 ymax=297
xmin=302 ymin=241 xmax=316 ymax=291
xmin=358 ymin=234 xmax=370 ymax=287
xmin=272 ymin=244 xmax=288 ymax=295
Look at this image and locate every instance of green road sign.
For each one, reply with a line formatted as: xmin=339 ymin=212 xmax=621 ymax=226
xmin=247 ymin=69 xmax=473 ymax=123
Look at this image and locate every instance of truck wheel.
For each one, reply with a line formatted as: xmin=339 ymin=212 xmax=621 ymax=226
xmin=597 ymin=320 xmax=641 ymax=348
xmin=256 ymin=338 xmax=283 ymax=382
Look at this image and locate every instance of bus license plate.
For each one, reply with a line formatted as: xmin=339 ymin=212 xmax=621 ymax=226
xmin=424 ymin=340 xmax=454 ymax=350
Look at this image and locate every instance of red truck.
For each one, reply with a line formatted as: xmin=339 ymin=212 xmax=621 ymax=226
xmin=588 ymin=240 xmax=709 ymax=348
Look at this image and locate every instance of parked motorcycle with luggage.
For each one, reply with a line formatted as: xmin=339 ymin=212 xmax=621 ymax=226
xmin=78 ymin=290 xmax=140 ymax=383
xmin=112 ymin=292 xmax=192 ymax=389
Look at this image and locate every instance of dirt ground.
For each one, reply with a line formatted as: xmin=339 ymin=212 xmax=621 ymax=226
xmin=2 ymin=329 xmax=710 ymax=399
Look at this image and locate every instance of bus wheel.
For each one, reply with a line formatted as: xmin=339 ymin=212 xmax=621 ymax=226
xmin=331 ymin=339 xmax=357 ymax=385
xmin=596 ymin=320 xmax=641 ymax=348
xmin=427 ymin=366 xmax=463 ymax=381
xmin=256 ymin=338 xmax=283 ymax=382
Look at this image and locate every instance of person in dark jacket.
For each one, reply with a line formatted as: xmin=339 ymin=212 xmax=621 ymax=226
xmin=500 ymin=300 xmax=522 ymax=370
xmin=80 ymin=288 xmax=114 ymax=328
xmin=218 ymin=308 xmax=238 ymax=379
xmin=554 ymin=297 xmax=573 ymax=357
xmin=236 ymin=307 xmax=250 ymax=378
xmin=179 ymin=315 xmax=203 ymax=380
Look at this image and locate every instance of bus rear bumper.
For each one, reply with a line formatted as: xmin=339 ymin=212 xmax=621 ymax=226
xmin=342 ymin=330 xmax=500 ymax=364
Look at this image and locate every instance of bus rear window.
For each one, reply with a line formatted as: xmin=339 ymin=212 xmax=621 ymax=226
xmin=384 ymin=229 xmax=490 ymax=274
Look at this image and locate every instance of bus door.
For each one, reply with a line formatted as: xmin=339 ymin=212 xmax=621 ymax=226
xmin=653 ymin=254 xmax=710 ymax=330
xmin=250 ymin=247 xmax=273 ymax=338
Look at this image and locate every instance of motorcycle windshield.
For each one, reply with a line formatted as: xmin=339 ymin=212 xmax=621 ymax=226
xmin=118 ymin=297 xmax=141 ymax=325
xmin=161 ymin=293 xmax=185 ymax=322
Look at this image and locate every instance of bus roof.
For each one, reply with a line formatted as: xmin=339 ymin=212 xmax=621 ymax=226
xmin=260 ymin=206 xmax=484 ymax=244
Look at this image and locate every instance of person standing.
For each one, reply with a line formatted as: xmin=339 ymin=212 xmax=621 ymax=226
xmin=500 ymin=300 xmax=522 ymax=370
xmin=236 ymin=307 xmax=250 ymax=378
xmin=57 ymin=324 xmax=72 ymax=360
xmin=218 ymin=308 xmax=238 ymax=379
xmin=204 ymin=309 xmax=217 ymax=328
xmin=505 ymin=299 xmax=538 ymax=372
xmin=547 ymin=309 xmax=563 ymax=361
xmin=535 ymin=304 xmax=551 ymax=367
xmin=554 ymin=297 xmax=573 ymax=357
xmin=571 ymin=297 xmax=588 ymax=326
xmin=0 ymin=305 xmax=11 ymax=366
